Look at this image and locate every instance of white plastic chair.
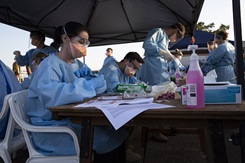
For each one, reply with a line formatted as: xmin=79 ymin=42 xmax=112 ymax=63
xmin=0 ymin=93 xmax=26 ymax=163
xmin=8 ymin=90 xmax=80 ymax=163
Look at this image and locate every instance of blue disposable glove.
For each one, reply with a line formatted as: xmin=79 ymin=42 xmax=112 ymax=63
xmin=88 ymin=75 xmax=106 ymax=90
xmin=74 ymin=66 xmax=92 ymax=78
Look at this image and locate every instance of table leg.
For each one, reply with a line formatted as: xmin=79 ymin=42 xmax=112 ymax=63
xmin=80 ymin=118 xmax=93 ymax=163
xmin=209 ymin=120 xmax=228 ymax=163
xmin=240 ymin=121 xmax=245 ymax=163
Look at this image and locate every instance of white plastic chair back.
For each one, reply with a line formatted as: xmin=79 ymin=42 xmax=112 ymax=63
xmin=9 ymin=90 xmax=80 ymax=163
xmin=0 ymin=93 xmax=26 ymax=163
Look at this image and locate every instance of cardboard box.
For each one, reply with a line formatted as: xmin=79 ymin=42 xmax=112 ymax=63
xmin=204 ymin=84 xmax=242 ymax=104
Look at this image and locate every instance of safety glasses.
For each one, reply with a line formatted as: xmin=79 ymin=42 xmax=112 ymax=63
xmin=215 ymin=35 xmax=221 ymax=39
xmin=63 ymin=26 xmax=90 ymax=47
xmin=75 ymin=36 xmax=90 ymax=47
xmin=129 ymin=61 xmax=140 ymax=71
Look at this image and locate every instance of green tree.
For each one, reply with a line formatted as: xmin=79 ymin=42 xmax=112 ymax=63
xmin=196 ymin=22 xmax=230 ymax=34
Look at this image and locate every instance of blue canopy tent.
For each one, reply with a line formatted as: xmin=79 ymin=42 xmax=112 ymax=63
xmin=169 ymin=30 xmax=215 ymax=50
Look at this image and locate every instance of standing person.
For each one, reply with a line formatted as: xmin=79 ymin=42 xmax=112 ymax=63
xmin=103 ymin=47 xmax=115 ymax=66
xmin=99 ymin=51 xmax=144 ymax=161
xmin=136 ymin=22 xmax=185 ymax=143
xmin=0 ymin=60 xmax=21 ymax=139
xmin=168 ymin=48 xmax=188 ymax=75
xmin=26 ymin=21 xmax=128 ymax=162
xmin=13 ymin=30 xmax=58 ymax=74
xmin=137 ymin=22 xmax=185 ymax=85
xmin=12 ymin=59 xmax=22 ymax=82
xmin=201 ymin=31 xmax=237 ymax=84
xmin=207 ymin=41 xmax=217 ymax=52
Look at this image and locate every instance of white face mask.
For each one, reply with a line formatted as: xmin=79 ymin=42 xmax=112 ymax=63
xmin=72 ymin=43 xmax=87 ymax=57
xmin=124 ymin=65 xmax=137 ymax=77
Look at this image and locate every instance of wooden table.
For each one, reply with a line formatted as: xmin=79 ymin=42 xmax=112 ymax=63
xmin=50 ymin=99 xmax=245 ymax=163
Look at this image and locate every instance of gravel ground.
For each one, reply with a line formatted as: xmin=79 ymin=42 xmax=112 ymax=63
xmin=0 ymin=128 xmax=242 ymax=163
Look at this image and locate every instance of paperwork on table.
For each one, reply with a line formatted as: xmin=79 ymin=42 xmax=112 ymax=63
xmin=75 ymin=96 xmax=174 ymax=130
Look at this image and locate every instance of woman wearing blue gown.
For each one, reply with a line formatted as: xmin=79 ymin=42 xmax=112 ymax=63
xmin=27 ymin=21 xmax=128 ymax=161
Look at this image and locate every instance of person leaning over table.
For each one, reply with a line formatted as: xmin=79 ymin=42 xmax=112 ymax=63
xmin=201 ymin=31 xmax=237 ymax=84
xmin=98 ymin=51 xmax=144 ymax=162
xmin=136 ymin=22 xmax=185 ymax=85
xmin=136 ymin=22 xmax=186 ymax=143
xmin=27 ymin=21 xmax=128 ymax=162
xmin=99 ymin=51 xmax=144 ymax=93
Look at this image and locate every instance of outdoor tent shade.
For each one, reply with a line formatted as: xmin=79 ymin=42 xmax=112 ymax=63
xmin=169 ymin=30 xmax=215 ymax=50
xmin=0 ymin=0 xmax=204 ymax=46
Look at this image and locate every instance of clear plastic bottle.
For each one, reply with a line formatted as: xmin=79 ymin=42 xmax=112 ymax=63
xmin=186 ymin=45 xmax=204 ymax=108
xmin=175 ymin=67 xmax=182 ymax=87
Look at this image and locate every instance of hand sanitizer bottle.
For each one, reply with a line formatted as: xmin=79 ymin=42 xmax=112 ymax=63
xmin=186 ymin=45 xmax=204 ymax=108
xmin=175 ymin=67 xmax=182 ymax=87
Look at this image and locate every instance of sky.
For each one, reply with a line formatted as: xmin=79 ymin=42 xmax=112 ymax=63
xmin=0 ymin=0 xmax=244 ymax=71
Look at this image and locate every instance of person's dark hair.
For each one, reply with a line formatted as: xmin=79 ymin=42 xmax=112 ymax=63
xmin=33 ymin=52 xmax=48 ymax=61
xmin=175 ymin=48 xmax=183 ymax=56
xmin=106 ymin=48 xmax=113 ymax=52
xmin=123 ymin=52 xmax=144 ymax=64
xmin=50 ymin=41 xmax=60 ymax=50
xmin=216 ymin=31 xmax=228 ymax=40
xmin=170 ymin=22 xmax=185 ymax=39
xmin=54 ymin=21 xmax=89 ymax=45
xmin=30 ymin=30 xmax=45 ymax=42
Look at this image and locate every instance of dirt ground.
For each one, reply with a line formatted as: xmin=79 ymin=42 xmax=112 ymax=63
xmin=0 ymin=128 xmax=242 ymax=163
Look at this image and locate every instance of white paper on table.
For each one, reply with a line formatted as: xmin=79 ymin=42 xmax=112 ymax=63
xmin=97 ymin=103 xmax=174 ymax=130
xmin=74 ymin=97 xmax=154 ymax=108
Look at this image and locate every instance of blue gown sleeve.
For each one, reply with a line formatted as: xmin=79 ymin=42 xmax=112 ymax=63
xmin=15 ymin=49 xmax=35 ymax=66
xmin=27 ymin=57 xmax=98 ymax=120
xmin=129 ymin=76 xmax=140 ymax=84
xmin=143 ymin=28 xmax=165 ymax=54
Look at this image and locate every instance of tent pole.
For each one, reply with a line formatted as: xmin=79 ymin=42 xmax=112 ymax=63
xmin=232 ymin=0 xmax=244 ymax=100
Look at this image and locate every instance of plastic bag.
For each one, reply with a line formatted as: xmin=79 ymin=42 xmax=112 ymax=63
xmin=149 ymin=81 xmax=177 ymax=100
xmin=115 ymin=83 xmax=147 ymax=93
xmin=123 ymin=89 xmax=149 ymax=99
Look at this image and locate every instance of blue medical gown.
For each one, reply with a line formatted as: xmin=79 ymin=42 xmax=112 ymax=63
xmin=103 ymin=56 xmax=116 ymax=66
xmin=201 ymin=42 xmax=237 ymax=84
xmin=0 ymin=60 xmax=22 ymax=139
xmin=15 ymin=46 xmax=57 ymax=72
xmin=98 ymin=60 xmax=139 ymax=93
xmin=168 ymin=58 xmax=187 ymax=75
xmin=27 ymin=54 xmax=127 ymax=156
xmin=136 ymin=28 xmax=170 ymax=85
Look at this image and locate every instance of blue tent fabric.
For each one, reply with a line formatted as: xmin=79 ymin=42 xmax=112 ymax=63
xmin=169 ymin=30 xmax=215 ymax=50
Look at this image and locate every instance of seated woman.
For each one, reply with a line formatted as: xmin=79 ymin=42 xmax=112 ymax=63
xmin=21 ymin=52 xmax=48 ymax=89
xmin=27 ymin=21 xmax=128 ymax=161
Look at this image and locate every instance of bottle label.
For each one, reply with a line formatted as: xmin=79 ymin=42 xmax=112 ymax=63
xmin=186 ymin=84 xmax=197 ymax=105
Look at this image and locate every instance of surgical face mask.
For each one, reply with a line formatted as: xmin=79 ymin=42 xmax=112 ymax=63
xmin=30 ymin=36 xmax=41 ymax=47
xmin=124 ymin=64 xmax=137 ymax=77
xmin=72 ymin=43 xmax=87 ymax=57
xmin=124 ymin=66 xmax=136 ymax=77
xmin=169 ymin=33 xmax=177 ymax=42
